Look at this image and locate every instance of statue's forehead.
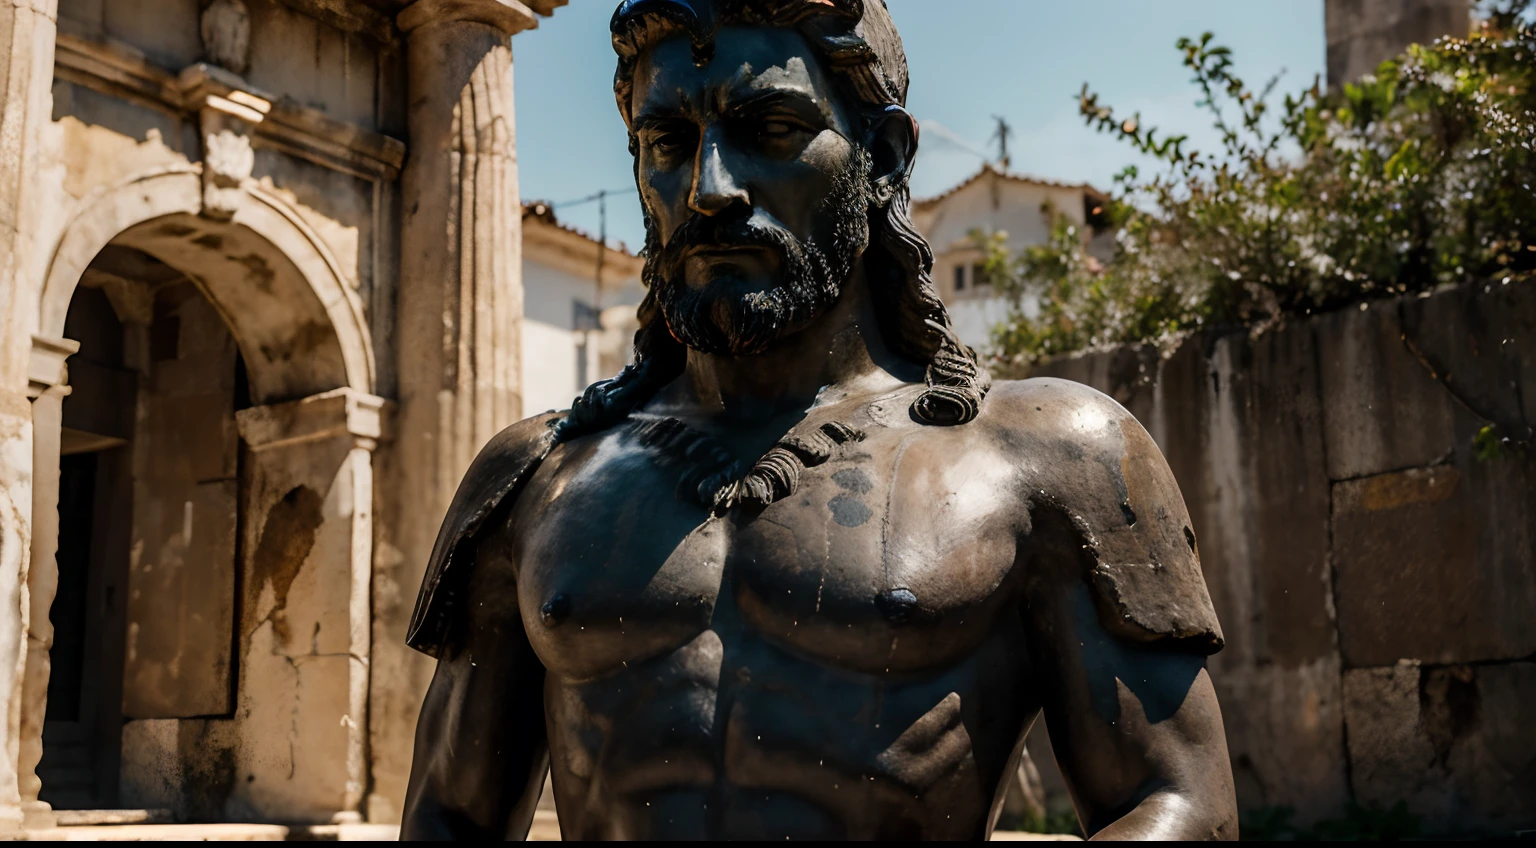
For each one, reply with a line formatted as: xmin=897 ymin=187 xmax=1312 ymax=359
xmin=631 ymin=26 xmax=841 ymax=118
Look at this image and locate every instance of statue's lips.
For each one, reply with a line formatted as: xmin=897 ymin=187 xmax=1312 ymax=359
xmin=682 ymin=244 xmax=781 ymax=283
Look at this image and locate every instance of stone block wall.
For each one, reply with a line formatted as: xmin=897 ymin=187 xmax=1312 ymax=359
xmin=1032 ymin=279 xmax=1536 ymax=836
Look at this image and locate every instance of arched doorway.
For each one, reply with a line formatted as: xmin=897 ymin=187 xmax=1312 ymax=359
xmin=40 ymin=245 xmax=252 ymax=810
xmin=24 ymin=171 xmax=382 ymax=823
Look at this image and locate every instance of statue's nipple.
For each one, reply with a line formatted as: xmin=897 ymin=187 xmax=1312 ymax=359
xmin=541 ymin=593 xmax=571 ymax=627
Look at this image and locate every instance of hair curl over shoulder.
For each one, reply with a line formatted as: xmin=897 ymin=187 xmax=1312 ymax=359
xmin=562 ymin=0 xmax=989 ymax=440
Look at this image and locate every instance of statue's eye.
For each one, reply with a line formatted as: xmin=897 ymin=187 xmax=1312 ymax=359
xmin=652 ymin=130 xmax=691 ymax=152
xmin=761 ymin=119 xmax=798 ymax=138
xmin=756 ymin=115 xmax=814 ymax=142
xmin=643 ymin=122 xmax=696 ymax=158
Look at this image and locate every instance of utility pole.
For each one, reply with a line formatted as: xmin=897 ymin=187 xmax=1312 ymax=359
xmin=989 ymin=115 xmax=1012 ymax=170
xmin=594 ymin=189 xmax=606 ymax=314
xmin=582 ymin=189 xmax=607 ymax=387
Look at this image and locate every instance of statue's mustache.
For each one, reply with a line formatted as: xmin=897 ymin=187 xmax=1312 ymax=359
xmin=654 ymin=210 xmax=802 ymax=282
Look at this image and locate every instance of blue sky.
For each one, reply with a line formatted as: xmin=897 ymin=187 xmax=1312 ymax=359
xmin=512 ymin=1 xmax=1326 ymax=252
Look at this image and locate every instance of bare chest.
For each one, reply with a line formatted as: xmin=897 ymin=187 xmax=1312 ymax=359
xmin=509 ymin=418 xmax=1026 ymax=681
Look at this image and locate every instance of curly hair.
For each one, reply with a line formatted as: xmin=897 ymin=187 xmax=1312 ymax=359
xmin=561 ymin=0 xmax=989 ymax=439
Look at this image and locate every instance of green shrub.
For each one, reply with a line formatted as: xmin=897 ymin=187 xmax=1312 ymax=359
xmin=984 ymin=4 xmax=1536 ymax=374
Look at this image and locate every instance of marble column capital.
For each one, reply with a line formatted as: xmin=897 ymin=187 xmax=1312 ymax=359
xmin=397 ymin=0 xmax=539 ymax=36
xmin=26 ymin=336 xmax=78 ymax=400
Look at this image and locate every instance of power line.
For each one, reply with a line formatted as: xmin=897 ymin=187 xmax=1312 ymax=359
xmin=553 ymin=186 xmax=637 ymax=208
xmin=917 ymin=119 xmax=990 ymax=161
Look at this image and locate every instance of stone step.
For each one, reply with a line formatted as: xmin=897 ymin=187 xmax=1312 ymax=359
xmin=27 ymin=823 xmax=290 ymax=841
xmin=21 ymin=815 xmax=1077 ymax=841
xmin=54 ymin=810 xmax=174 ymax=826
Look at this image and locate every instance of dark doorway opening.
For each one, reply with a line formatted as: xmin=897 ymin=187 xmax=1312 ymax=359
xmin=39 ymin=283 xmax=136 ymax=810
xmin=39 ymin=247 xmax=246 ymax=812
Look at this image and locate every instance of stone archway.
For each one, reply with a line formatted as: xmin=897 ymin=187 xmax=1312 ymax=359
xmin=36 ymin=168 xmax=374 ymax=402
xmin=23 ymin=168 xmax=383 ymax=825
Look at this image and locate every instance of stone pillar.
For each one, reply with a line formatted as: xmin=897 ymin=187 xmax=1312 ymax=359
xmin=376 ymin=0 xmax=540 ymax=819
xmin=17 ymin=336 xmax=75 ymax=831
xmin=398 ymin=0 xmax=533 ymax=493
xmin=234 ymin=388 xmax=383 ymax=822
xmin=0 ymin=2 xmax=61 ymax=832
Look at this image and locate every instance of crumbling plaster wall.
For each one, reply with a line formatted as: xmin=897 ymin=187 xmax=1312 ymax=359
xmin=1032 ymin=279 xmax=1536 ymax=836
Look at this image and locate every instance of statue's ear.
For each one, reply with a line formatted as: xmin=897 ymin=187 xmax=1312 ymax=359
xmin=865 ymin=105 xmax=917 ymax=207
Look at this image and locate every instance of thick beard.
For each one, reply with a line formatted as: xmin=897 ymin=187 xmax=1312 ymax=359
xmin=644 ymin=150 xmax=872 ymax=356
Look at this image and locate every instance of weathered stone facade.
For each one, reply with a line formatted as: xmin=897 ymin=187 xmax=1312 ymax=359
xmin=1034 ymin=279 xmax=1536 ymax=837
xmin=0 ymin=0 xmax=567 ymax=831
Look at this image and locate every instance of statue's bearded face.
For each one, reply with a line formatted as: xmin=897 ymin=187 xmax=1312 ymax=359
xmin=632 ymin=27 xmax=872 ymax=356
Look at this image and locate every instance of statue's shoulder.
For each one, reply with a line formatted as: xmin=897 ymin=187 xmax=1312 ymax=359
xmin=406 ymin=412 xmax=565 ymax=658
xmin=976 ymin=377 xmax=1151 ymax=473
xmin=980 ymin=378 xmax=1225 ymax=654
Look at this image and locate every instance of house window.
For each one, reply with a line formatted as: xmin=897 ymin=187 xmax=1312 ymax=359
xmin=972 ymin=263 xmax=991 ymax=289
xmin=953 ymin=264 xmax=966 ymax=293
xmin=572 ymin=300 xmax=602 ymax=332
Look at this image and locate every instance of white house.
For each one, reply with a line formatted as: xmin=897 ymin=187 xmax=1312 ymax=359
xmin=521 ymin=202 xmax=646 ymax=419
xmin=912 ymin=163 xmax=1111 ymax=351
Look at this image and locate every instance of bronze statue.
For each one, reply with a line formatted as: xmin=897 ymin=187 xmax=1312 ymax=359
xmin=402 ymin=0 xmax=1237 ymax=839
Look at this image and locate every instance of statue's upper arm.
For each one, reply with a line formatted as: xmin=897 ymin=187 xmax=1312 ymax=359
xmin=407 ymin=412 xmax=565 ymax=658
xmin=1004 ymin=379 xmax=1224 ymax=654
xmin=995 ymin=381 xmax=1236 ymax=837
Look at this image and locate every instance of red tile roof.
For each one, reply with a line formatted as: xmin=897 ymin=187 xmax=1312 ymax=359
xmin=913 ymin=163 xmax=1106 ymax=210
xmin=522 ymin=201 xmax=637 ymax=258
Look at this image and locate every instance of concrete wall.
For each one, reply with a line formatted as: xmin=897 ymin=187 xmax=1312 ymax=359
xmin=1032 ymin=278 xmax=1536 ymax=836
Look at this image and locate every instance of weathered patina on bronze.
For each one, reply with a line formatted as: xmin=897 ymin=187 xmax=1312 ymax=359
xmin=402 ymin=0 xmax=1237 ymax=839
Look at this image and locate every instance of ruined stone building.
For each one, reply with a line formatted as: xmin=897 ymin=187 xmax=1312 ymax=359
xmin=0 ymin=0 xmax=579 ymax=832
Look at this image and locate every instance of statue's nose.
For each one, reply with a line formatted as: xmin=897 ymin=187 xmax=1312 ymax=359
xmin=689 ymin=135 xmax=749 ymax=216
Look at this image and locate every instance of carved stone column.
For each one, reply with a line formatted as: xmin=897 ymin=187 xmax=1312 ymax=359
xmin=398 ymin=0 xmax=534 ymax=492
xmin=0 ymin=1 xmax=62 ymax=834
xmin=378 ymin=0 xmax=545 ymax=819
xmin=17 ymin=337 xmax=76 ymax=831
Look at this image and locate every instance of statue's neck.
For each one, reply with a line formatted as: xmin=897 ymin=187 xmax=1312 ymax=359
xmin=670 ymin=269 xmax=912 ymax=426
